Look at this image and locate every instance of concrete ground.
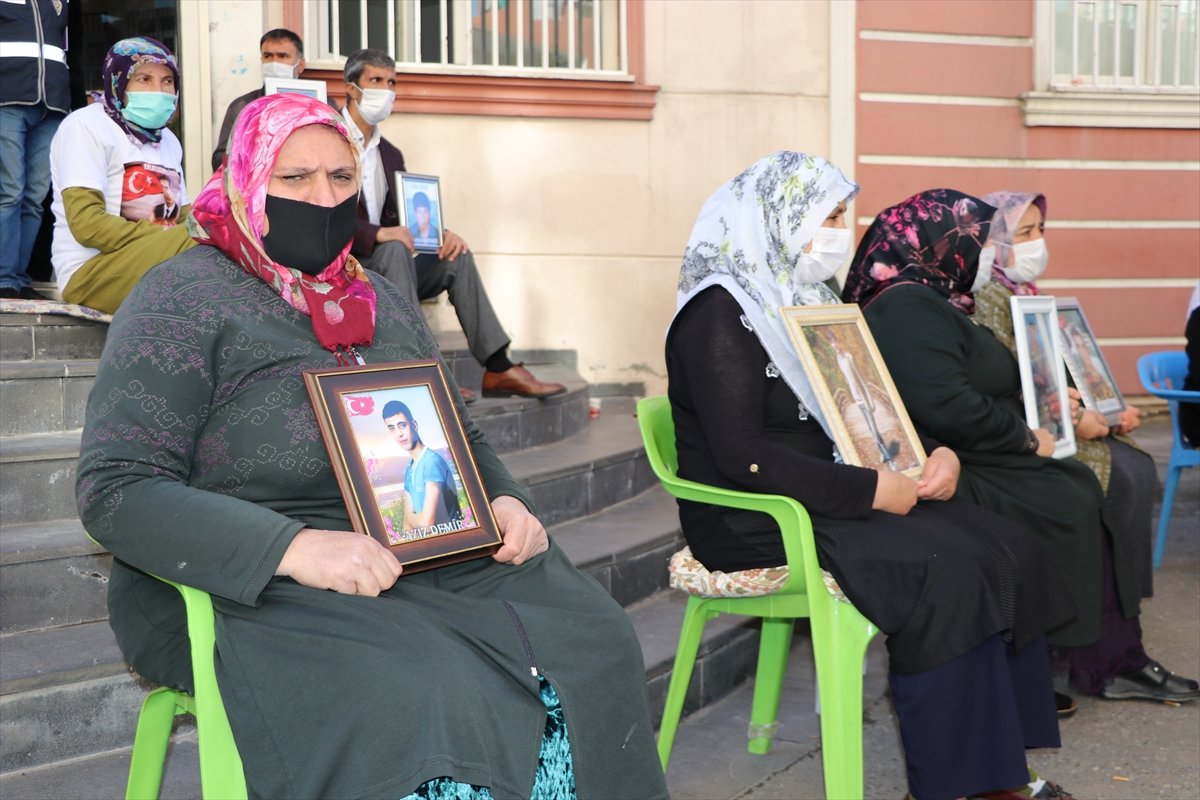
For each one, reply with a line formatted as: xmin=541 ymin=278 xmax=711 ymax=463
xmin=667 ymin=412 xmax=1200 ymax=800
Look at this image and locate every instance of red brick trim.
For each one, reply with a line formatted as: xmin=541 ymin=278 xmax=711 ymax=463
xmin=293 ymin=0 xmax=657 ymax=121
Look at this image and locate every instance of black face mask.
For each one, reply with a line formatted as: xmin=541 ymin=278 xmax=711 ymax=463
xmin=261 ymin=193 xmax=359 ymax=275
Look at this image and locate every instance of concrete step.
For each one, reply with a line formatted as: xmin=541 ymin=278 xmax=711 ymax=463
xmin=0 ymin=360 xmax=97 ymax=437
xmin=0 ymin=519 xmax=109 ymax=635
xmin=0 ymin=313 xmax=108 ymax=363
xmin=0 ymin=394 xmax=643 ymax=527
xmin=554 ymin=485 xmax=682 ymax=607
xmin=0 ymin=432 xmax=80 ymax=528
xmin=0 ymin=586 xmax=758 ymax=776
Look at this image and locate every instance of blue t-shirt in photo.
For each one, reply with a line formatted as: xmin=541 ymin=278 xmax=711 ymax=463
xmin=403 ymin=447 xmax=461 ymax=529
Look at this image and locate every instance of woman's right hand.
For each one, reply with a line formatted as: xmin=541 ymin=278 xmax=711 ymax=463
xmin=1075 ymin=409 xmax=1110 ymax=440
xmin=872 ymin=470 xmax=919 ymax=515
xmin=276 ymin=528 xmax=402 ymax=596
xmin=1034 ymin=428 xmax=1056 ymax=457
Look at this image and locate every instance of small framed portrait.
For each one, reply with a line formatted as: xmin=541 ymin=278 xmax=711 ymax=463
xmin=1055 ymin=297 xmax=1126 ymax=425
xmin=303 ymin=360 xmax=501 ymax=573
xmin=1010 ymin=296 xmax=1077 ymax=459
xmin=395 ymin=172 xmax=444 ymax=253
xmin=263 ymin=77 xmax=329 ymax=102
xmin=781 ymin=304 xmax=927 ymax=478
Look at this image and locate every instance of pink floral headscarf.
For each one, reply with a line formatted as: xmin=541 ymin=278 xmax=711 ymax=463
xmin=982 ymin=191 xmax=1048 ymax=297
xmin=188 ymin=94 xmax=376 ymax=356
xmin=842 ymin=189 xmax=998 ymax=315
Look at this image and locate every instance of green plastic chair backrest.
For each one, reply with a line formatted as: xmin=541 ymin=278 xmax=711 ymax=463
xmin=636 ymin=395 xmax=817 ymax=598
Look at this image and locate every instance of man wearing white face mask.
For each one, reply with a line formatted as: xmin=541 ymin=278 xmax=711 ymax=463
xmin=343 ymin=48 xmax=566 ymax=402
xmin=211 ymin=29 xmax=307 ymax=171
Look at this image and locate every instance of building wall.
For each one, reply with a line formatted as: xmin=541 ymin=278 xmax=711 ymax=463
xmin=853 ymin=0 xmax=1200 ymax=394
xmin=188 ymin=0 xmax=834 ymax=396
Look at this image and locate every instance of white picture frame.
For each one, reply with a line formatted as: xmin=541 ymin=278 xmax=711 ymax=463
xmin=395 ymin=172 xmax=445 ymax=254
xmin=263 ymin=78 xmax=328 ymax=103
xmin=1055 ymin=296 xmax=1126 ymax=426
xmin=1010 ymin=295 xmax=1077 ymax=459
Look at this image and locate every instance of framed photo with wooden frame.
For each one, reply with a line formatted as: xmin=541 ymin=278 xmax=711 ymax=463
xmin=1009 ymin=296 xmax=1077 ymax=459
xmin=303 ymin=360 xmax=501 ymax=573
xmin=395 ymin=172 xmax=444 ymax=254
xmin=263 ymin=77 xmax=329 ymax=103
xmin=781 ymin=304 xmax=927 ymax=478
xmin=1055 ymin=296 xmax=1126 ymax=426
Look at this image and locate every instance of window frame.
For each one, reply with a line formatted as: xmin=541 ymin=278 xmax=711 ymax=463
xmin=1025 ymin=0 xmax=1199 ymax=128
xmin=289 ymin=0 xmax=658 ymax=121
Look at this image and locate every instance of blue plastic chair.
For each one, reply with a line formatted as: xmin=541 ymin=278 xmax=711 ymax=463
xmin=1137 ymin=351 xmax=1200 ymax=569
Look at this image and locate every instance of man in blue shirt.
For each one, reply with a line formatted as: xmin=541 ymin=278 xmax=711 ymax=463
xmin=383 ymin=400 xmax=462 ymax=538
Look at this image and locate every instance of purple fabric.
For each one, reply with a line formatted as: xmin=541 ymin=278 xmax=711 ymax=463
xmin=1053 ymin=533 xmax=1149 ymax=694
xmin=842 ymin=189 xmax=997 ymax=315
xmin=99 ymin=37 xmax=180 ymax=145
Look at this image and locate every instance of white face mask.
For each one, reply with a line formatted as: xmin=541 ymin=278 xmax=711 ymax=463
xmin=353 ymin=85 xmax=396 ymax=125
xmin=261 ymin=60 xmax=300 ymax=82
xmin=1003 ymin=238 xmax=1049 ymax=284
xmin=970 ymin=245 xmax=996 ymax=293
xmin=796 ymin=227 xmax=852 ymax=283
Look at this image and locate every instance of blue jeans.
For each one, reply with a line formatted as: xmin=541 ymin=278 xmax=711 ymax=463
xmin=0 ymin=104 xmax=64 ymax=290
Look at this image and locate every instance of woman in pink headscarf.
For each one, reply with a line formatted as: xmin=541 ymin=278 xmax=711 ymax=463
xmin=76 ymin=94 xmax=667 ymax=800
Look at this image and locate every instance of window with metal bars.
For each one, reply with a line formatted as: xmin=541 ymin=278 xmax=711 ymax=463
xmin=308 ymin=0 xmax=628 ymax=77
xmin=1049 ymin=0 xmax=1198 ymax=90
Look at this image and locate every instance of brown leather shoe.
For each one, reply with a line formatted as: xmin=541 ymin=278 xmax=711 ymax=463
xmin=458 ymin=386 xmax=477 ymax=405
xmin=481 ymin=364 xmax=566 ymax=399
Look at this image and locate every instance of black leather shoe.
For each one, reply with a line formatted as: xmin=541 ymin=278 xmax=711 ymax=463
xmin=1055 ymin=690 xmax=1078 ymax=718
xmin=1100 ymin=659 xmax=1200 ymax=703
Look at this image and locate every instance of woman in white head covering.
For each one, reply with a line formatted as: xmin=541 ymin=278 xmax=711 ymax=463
xmin=666 ymin=153 xmax=1075 ymax=800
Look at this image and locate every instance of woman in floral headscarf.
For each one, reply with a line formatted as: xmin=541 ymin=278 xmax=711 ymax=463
xmin=76 ymin=94 xmax=667 ymax=800
xmin=843 ymin=190 xmax=1197 ymax=711
xmin=50 ymin=37 xmax=195 ymax=313
xmin=669 ymin=154 xmax=1075 ymax=800
xmin=976 ymin=191 xmax=1157 ymax=607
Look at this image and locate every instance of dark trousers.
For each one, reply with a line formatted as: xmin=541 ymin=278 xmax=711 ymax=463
xmin=364 ymin=242 xmax=510 ymax=367
xmin=891 ymin=634 xmax=1059 ymax=800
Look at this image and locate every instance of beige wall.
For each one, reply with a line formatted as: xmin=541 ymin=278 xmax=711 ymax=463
xmin=197 ymin=0 xmax=832 ymax=395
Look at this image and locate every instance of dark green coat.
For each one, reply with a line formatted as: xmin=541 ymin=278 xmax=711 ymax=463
xmin=77 ymin=245 xmax=667 ymax=800
xmin=863 ymin=284 xmax=1140 ymax=648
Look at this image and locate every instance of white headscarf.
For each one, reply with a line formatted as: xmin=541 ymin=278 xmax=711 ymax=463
xmin=672 ymin=151 xmax=859 ymax=441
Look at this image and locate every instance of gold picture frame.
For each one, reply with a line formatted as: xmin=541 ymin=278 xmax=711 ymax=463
xmin=303 ymin=359 xmax=501 ymax=573
xmin=781 ymin=304 xmax=927 ymax=478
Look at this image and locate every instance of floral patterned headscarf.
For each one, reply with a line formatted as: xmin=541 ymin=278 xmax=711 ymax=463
xmin=188 ymin=93 xmax=377 ymax=356
xmin=100 ymin=37 xmax=180 ymax=145
xmin=842 ymin=189 xmax=998 ymax=315
xmin=672 ymin=151 xmax=859 ymax=441
xmin=983 ymin=191 xmax=1048 ymax=297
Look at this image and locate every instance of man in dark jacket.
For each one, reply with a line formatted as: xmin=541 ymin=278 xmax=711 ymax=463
xmin=342 ymin=48 xmax=566 ymax=401
xmin=1 ymin=0 xmax=69 ymax=299
xmin=211 ymin=28 xmax=306 ymax=171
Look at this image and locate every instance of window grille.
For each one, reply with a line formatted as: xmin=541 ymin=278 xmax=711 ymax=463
xmin=309 ymin=0 xmax=628 ymax=77
xmin=1050 ymin=0 xmax=1199 ymax=90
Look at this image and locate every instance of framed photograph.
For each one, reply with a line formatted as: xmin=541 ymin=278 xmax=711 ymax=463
xmin=303 ymin=359 xmax=501 ymax=573
xmin=395 ymin=172 xmax=444 ymax=253
xmin=1055 ymin=297 xmax=1126 ymax=425
xmin=263 ymin=78 xmax=329 ymax=103
xmin=781 ymin=304 xmax=927 ymax=478
xmin=1010 ymin=296 xmax=1077 ymax=459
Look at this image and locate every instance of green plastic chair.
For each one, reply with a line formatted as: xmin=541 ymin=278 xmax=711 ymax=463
xmin=636 ymin=396 xmax=878 ymax=800
xmin=122 ymin=577 xmax=248 ymax=800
